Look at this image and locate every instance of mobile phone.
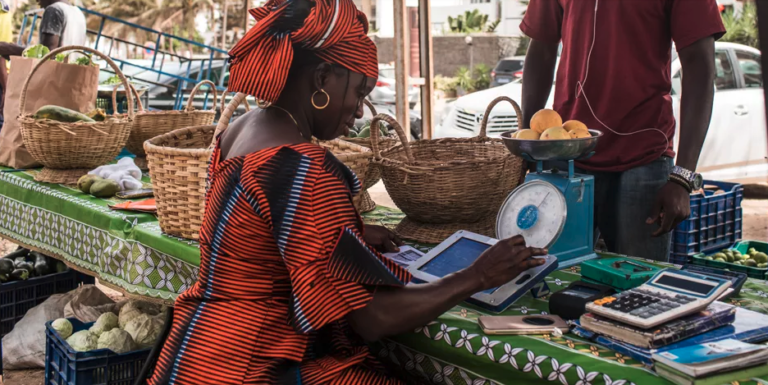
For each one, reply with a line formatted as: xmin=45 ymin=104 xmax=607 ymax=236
xmin=115 ymin=189 xmax=154 ymax=199
xmin=478 ymin=315 xmax=569 ymax=335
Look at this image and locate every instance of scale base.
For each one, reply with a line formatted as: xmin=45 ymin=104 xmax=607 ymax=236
xmin=555 ymin=252 xmax=599 ymax=270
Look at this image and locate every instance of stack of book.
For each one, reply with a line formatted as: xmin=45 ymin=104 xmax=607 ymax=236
xmin=653 ymin=339 xmax=768 ymax=385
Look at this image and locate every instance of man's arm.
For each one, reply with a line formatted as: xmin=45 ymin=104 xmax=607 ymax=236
xmin=676 ymin=36 xmax=716 ymax=171
xmin=647 ymin=36 xmax=716 ymax=236
xmin=0 ymin=43 xmax=24 ymax=60
xmin=520 ymin=39 xmax=559 ymax=129
xmin=40 ymin=33 xmax=60 ymax=52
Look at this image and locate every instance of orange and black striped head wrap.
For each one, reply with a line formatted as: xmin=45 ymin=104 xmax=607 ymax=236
xmin=227 ymin=0 xmax=379 ymax=104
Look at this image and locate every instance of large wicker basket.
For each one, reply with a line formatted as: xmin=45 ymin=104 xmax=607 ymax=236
xmin=19 ymin=46 xmax=134 ymax=184
xmin=372 ymin=96 xmax=525 ymax=243
xmin=341 ymin=100 xmax=400 ymax=212
xmin=314 ymin=139 xmax=374 ymax=212
xmin=124 ymin=80 xmax=218 ymax=169
xmin=145 ymin=93 xmax=250 ymax=240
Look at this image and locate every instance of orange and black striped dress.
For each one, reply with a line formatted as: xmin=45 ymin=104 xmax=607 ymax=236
xmin=147 ymin=143 xmax=411 ymax=385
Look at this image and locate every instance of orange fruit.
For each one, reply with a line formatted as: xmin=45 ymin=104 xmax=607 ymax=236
xmin=569 ymin=128 xmax=591 ymax=139
xmin=540 ymin=126 xmax=569 ymax=140
xmin=563 ymin=120 xmax=588 ymax=132
xmin=516 ymin=129 xmax=541 ymax=140
xmin=530 ymin=109 xmax=563 ymax=134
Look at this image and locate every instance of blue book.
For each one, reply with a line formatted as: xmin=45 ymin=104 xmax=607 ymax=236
xmin=572 ymin=307 xmax=768 ymax=366
xmin=653 ymin=339 xmax=768 ymax=377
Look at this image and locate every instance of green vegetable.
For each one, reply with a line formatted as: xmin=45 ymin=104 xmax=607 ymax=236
xmin=90 ymin=179 xmax=120 ymax=198
xmin=100 ymin=75 xmax=122 ymax=86
xmin=15 ymin=262 xmax=33 ymax=276
xmin=713 ymin=253 xmax=726 ymax=261
xmin=52 ymin=318 xmax=73 ymax=339
xmin=89 ymin=312 xmax=118 ymax=337
xmin=733 ymin=260 xmax=744 ymax=265
xmin=759 ymin=263 xmax=768 ymax=269
xmin=357 ymin=127 xmax=371 ymax=138
xmin=124 ymin=313 xmax=163 ymax=348
xmin=66 ymin=330 xmax=97 ymax=352
xmin=14 ymin=256 xmax=27 ymax=268
xmin=754 ymin=252 xmax=768 ymax=264
xmin=714 ymin=257 xmax=726 ymax=262
xmin=4 ymin=247 xmax=29 ymax=260
xmin=21 ymin=44 xmax=50 ymax=59
xmin=745 ymin=259 xmax=758 ymax=267
xmin=34 ymin=105 xmax=94 ymax=123
xmin=75 ymin=54 xmax=97 ymax=67
xmin=9 ymin=269 xmax=29 ymax=281
xmin=0 ymin=259 xmax=14 ymax=275
xmin=55 ymin=53 xmax=67 ymax=62
xmin=97 ymin=328 xmax=135 ymax=354
xmin=704 ymin=256 xmax=713 ymax=260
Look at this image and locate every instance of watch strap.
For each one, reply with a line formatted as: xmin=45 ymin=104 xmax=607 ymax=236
xmin=669 ymin=174 xmax=693 ymax=193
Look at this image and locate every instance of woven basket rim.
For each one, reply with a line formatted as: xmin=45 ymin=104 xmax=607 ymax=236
xmin=19 ymin=114 xmax=133 ymax=125
xmin=375 ymin=138 xmax=516 ymax=171
xmin=144 ymin=124 xmax=215 ymax=156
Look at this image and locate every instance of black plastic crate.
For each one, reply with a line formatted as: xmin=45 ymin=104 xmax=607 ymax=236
xmin=0 ymin=269 xmax=94 ymax=338
xmin=46 ymin=318 xmax=151 ymax=385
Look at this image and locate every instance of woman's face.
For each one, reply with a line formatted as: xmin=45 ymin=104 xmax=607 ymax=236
xmin=312 ymin=67 xmax=376 ymax=141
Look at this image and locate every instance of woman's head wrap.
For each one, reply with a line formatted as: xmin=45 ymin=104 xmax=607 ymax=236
xmin=227 ymin=0 xmax=379 ymax=103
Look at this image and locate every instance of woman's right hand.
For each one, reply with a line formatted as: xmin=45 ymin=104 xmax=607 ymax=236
xmin=464 ymin=235 xmax=548 ymax=292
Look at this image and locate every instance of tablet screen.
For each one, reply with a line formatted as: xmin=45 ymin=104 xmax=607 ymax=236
xmin=420 ymin=238 xmax=495 ymax=293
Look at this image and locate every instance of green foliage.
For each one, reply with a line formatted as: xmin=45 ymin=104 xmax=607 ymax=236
xmin=472 ymin=63 xmax=491 ymax=90
xmin=515 ymin=36 xmax=531 ymax=56
xmin=448 ymin=9 xmax=490 ymax=33
xmin=455 ymin=66 xmax=474 ymax=93
xmin=721 ymin=3 xmax=759 ymax=49
xmin=434 ymin=75 xmax=459 ymax=94
xmin=486 ymin=20 xmax=500 ymax=33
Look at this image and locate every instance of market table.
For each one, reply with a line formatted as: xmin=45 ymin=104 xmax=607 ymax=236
xmin=1 ymin=167 xmax=768 ymax=385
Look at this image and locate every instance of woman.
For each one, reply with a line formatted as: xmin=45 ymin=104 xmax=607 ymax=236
xmin=145 ymin=0 xmax=546 ymax=383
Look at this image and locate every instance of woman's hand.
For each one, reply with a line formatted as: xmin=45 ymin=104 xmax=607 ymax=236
xmin=464 ymin=235 xmax=548 ymax=292
xmin=364 ymin=225 xmax=403 ymax=253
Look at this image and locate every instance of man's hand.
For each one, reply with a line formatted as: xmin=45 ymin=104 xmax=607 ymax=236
xmin=364 ymin=225 xmax=403 ymax=253
xmin=647 ymin=181 xmax=691 ymax=237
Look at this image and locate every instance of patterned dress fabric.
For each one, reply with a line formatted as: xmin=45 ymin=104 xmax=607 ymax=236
xmin=148 ymin=143 xmax=411 ymax=384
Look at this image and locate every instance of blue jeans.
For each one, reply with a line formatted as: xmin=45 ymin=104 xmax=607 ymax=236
xmin=577 ymin=157 xmax=674 ymax=262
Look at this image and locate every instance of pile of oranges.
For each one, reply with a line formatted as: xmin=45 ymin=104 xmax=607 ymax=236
xmin=513 ymin=109 xmax=591 ymax=140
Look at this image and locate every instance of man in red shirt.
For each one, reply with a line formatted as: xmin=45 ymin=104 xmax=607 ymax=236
xmin=521 ymin=0 xmax=725 ymax=261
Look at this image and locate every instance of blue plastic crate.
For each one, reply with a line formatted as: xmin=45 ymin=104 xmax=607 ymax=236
xmin=46 ymin=318 xmax=151 ymax=385
xmin=669 ymin=180 xmax=743 ymax=261
xmin=0 ymin=269 xmax=93 ymax=338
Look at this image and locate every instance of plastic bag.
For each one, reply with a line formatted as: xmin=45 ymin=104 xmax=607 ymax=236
xmin=63 ymin=285 xmax=120 ymax=323
xmin=2 ymin=292 xmax=75 ymax=369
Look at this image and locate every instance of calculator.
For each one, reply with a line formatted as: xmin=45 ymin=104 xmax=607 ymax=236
xmin=584 ymin=269 xmax=731 ymax=329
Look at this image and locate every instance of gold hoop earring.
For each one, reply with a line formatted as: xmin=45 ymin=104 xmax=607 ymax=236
xmin=256 ymin=99 xmax=271 ymax=109
xmin=311 ymin=89 xmax=330 ymax=110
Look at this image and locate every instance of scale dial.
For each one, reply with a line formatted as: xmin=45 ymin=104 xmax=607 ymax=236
xmin=496 ymin=180 xmax=567 ymax=249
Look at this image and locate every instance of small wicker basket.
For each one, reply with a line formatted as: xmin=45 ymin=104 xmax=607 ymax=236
xmin=372 ymin=96 xmax=525 ymax=243
xmin=145 ymin=93 xmax=250 ymax=240
xmin=124 ymin=80 xmax=218 ymax=169
xmin=18 ymin=46 xmax=134 ymax=184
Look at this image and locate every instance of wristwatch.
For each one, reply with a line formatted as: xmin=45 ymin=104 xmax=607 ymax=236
xmin=669 ymin=166 xmax=704 ymax=193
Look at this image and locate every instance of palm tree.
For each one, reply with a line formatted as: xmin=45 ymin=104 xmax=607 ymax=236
xmin=721 ymin=2 xmax=758 ymax=49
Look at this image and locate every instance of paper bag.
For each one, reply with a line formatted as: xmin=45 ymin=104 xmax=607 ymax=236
xmin=0 ymin=56 xmax=99 ymax=169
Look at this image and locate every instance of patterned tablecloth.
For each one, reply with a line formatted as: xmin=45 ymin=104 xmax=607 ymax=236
xmin=1 ymin=167 xmax=768 ymax=385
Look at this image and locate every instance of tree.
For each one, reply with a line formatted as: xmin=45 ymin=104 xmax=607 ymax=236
xmin=447 ymin=9 xmax=489 ymax=33
xmin=721 ymin=2 xmax=758 ymax=49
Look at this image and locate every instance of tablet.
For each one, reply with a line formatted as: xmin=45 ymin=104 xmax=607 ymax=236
xmin=408 ymin=231 xmax=560 ymax=313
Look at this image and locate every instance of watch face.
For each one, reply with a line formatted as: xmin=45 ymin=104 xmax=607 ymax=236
xmin=692 ymin=173 xmax=704 ymax=190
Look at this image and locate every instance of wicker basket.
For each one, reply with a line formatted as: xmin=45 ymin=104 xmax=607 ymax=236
xmin=145 ymin=93 xmax=250 ymax=240
xmin=314 ymin=139 xmax=373 ymax=212
xmin=124 ymin=80 xmax=218 ymax=169
xmin=372 ymin=96 xmax=525 ymax=243
xmin=18 ymin=46 xmax=134 ymax=184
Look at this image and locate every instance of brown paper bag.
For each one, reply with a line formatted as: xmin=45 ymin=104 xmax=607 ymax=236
xmin=0 ymin=56 xmax=99 ymax=168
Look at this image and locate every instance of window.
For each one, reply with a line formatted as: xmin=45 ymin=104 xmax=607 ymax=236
xmin=736 ymin=50 xmax=762 ymax=88
xmin=714 ymin=50 xmax=737 ymax=90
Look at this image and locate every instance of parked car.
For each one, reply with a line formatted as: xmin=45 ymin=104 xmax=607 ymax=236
xmin=490 ymin=45 xmax=562 ymax=87
xmin=369 ymin=65 xmax=420 ymax=109
xmin=437 ymin=42 xmax=768 ymax=182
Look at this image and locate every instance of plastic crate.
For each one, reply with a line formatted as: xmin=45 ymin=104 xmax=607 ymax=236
xmin=669 ymin=180 xmax=743 ymax=261
xmin=0 ymin=269 xmax=94 ymax=338
xmin=690 ymin=240 xmax=768 ymax=279
xmin=46 ymin=318 xmax=151 ymax=385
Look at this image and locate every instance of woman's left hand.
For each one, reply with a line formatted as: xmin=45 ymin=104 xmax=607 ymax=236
xmin=364 ymin=225 xmax=403 ymax=253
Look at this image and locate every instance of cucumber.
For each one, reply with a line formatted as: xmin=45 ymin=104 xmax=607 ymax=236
xmin=0 ymin=259 xmax=14 ymax=275
xmin=9 ymin=269 xmax=29 ymax=281
xmin=33 ymin=105 xmax=95 ymax=123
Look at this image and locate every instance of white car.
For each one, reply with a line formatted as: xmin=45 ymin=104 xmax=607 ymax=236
xmin=436 ymin=42 xmax=767 ymax=183
xmin=369 ymin=65 xmax=420 ymax=108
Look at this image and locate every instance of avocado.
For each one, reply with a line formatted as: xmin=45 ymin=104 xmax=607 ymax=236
xmin=714 ymin=257 xmax=726 ymax=262
xmin=77 ymin=175 xmax=103 ymax=194
xmin=759 ymin=263 xmax=768 ymax=269
xmin=734 ymin=260 xmax=744 ymax=265
xmin=713 ymin=253 xmax=727 ymax=261
xmin=754 ymin=252 xmax=768 ymax=264
xmin=90 ymin=179 xmax=120 ymax=198
xmin=745 ymin=259 xmax=758 ymax=267
xmin=357 ymin=127 xmax=371 ymax=138
xmin=704 ymin=256 xmax=713 ymax=260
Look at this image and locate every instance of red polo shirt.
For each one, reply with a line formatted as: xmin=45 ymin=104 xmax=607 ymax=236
xmin=521 ymin=0 xmax=725 ymax=172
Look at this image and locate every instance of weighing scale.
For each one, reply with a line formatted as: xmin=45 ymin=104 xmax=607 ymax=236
xmin=498 ymin=129 xmax=603 ymax=268
xmin=580 ymin=257 xmax=661 ymax=290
